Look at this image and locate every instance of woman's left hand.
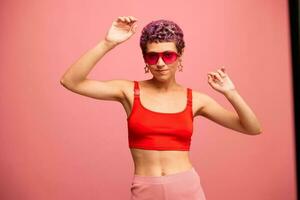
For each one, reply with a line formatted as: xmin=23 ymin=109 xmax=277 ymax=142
xmin=207 ymin=67 xmax=236 ymax=95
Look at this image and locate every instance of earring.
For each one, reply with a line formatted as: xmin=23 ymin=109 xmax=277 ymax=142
xmin=144 ymin=65 xmax=150 ymax=73
xmin=178 ymin=62 xmax=183 ymax=72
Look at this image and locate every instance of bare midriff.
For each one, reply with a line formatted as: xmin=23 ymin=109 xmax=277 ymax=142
xmin=130 ymin=148 xmax=194 ymax=176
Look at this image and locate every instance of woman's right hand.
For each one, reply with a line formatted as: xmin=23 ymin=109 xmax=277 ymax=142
xmin=105 ymin=16 xmax=138 ymax=46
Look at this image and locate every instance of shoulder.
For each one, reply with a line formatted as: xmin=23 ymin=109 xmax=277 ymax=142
xmin=191 ymin=89 xmax=210 ymax=100
xmin=190 ymin=89 xmax=213 ymax=117
xmin=114 ymin=79 xmax=139 ymax=90
xmin=105 ymin=79 xmax=133 ymax=93
xmin=120 ymin=79 xmax=145 ymax=96
xmin=119 ymin=79 xmax=134 ymax=87
xmin=190 ymin=89 xmax=206 ymax=101
xmin=122 ymin=79 xmax=154 ymax=91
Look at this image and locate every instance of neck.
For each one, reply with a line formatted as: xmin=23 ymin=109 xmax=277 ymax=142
xmin=148 ymin=77 xmax=180 ymax=92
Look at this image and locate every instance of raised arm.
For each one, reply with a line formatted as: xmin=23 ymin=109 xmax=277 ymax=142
xmin=60 ymin=16 xmax=138 ymax=102
xmin=196 ymin=67 xmax=262 ymax=135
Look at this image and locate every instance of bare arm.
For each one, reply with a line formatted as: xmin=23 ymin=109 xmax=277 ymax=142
xmin=197 ymin=92 xmax=262 ymax=135
xmin=224 ymin=90 xmax=262 ymax=134
xmin=196 ymin=67 xmax=262 ymax=135
xmin=60 ymin=16 xmax=138 ymax=102
xmin=60 ymin=39 xmax=117 ymax=85
xmin=60 ymin=40 xmax=128 ymax=102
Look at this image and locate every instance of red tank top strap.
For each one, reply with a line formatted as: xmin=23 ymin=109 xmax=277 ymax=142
xmin=133 ymin=80 xmax=140 ymax=97
xmin=187 ymin=88 xmax=192 ymax=106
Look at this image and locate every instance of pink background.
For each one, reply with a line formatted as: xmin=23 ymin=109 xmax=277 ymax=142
xmin=0 ymin=0 xmax=296 ymax=199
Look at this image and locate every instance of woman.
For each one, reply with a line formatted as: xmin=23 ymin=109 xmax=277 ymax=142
xmin=60 ymin=16 xmax=262 ymax=200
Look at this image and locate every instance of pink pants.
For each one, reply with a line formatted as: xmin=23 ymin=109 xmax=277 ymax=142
xmin=130 ymin=167 xmax=207 ymax=200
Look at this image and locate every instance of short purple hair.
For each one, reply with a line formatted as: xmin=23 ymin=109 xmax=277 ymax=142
xmin=139 ymin=19 xmax=185 ymax=56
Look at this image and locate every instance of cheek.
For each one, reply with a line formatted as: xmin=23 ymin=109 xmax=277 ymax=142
xmin=170 ymin=62 xmax=180 ymax=70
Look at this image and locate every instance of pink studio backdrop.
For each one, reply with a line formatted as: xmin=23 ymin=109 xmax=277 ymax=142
xmin=0 ymin=0 xmax=296 ymax=200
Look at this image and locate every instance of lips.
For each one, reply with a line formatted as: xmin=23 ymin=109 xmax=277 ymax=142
xmin=156 ymin=70 xmax=169 ymax=75
xmin=156 ymin=70 xmax=168 ymax=72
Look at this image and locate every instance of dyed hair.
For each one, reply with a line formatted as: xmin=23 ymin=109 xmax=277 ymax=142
xmin=139 ymin=19 xmax=185 ymax=56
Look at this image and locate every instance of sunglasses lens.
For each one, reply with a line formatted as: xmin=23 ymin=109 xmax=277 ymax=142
xmin=162 ymin=52 xmax=178 ymax=64
xmin=144 ymin=52 xmax=178 ymax=65
xmin=144 ymin=53 xmax=158 ymax=65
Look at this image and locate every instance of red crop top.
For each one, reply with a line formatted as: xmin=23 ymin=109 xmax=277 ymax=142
xmin=127 ymin=80 xmax=194 ymax=151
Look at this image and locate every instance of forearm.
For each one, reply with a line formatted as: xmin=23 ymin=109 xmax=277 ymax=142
xmin=224 ymin=90 xmax=262 ymax=134
xmin=60 ymin=39 xmax=118 ymax=84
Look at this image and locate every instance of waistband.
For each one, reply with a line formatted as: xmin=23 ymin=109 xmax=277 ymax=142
xmin=132 ymin=167 xmax=197 ymax=184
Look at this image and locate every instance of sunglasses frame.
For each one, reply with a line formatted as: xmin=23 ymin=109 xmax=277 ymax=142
xmin=143 ymin=51 xmax=180 ymax=65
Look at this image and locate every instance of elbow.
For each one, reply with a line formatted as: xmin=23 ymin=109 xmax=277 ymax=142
xmin=254 ymin=123 xmax=263 ymax=135
xmin=248 ymin=127 xmax=263 ymax=135
xmin=60 ymin=78 xmax=82 ymax=91
xmin=240 ymin=123 xmax=263 ymax=135
xmin=240 ymin=120 xmax=263 ymax=136
xmin=60 ymin=78 xmax=74 ymax=89
xmin=60 ymin=78 xmax=69 ymax=87
xmin=60 ymin=79 xmax=65 ymax=85
xmin=60 ymin=77 xmax=83 ymax=86
xmin=257 ymin=127 xmax=263 ymax=134
xmin=60 ymin=77 xmax=73 ymax=86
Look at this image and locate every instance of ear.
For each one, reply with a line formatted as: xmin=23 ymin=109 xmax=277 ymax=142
xmin=179 ymin=48 xmax=184 ymax=60
xmin=180 ymin=48 xmax=184 ymax=56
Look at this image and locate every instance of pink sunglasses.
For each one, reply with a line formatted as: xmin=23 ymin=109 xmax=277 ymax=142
xmin=143 ymin=51 xmax=179 ymax=65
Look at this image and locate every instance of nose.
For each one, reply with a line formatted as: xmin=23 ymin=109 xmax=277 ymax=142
xmin=157 ymin=56 xmax=165 ymax=66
